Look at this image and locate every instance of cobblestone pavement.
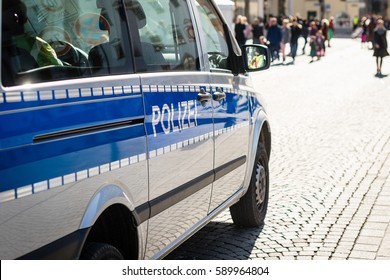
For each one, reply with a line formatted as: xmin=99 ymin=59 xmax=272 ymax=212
xmin=167 ymin=36 xmax=390 ymax=260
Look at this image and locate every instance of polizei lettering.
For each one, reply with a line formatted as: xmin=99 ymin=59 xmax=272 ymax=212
xmin=151 ymin=100 xmax=198 ymax=137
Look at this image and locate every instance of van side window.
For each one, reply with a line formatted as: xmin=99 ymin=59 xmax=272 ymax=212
xmin=126 ymin=0 xmax=199 ymax=72
xmin=1 ymin=0 xmax=133 ymax=87
xmin=194 ymin=0 xmax=230 ymax=72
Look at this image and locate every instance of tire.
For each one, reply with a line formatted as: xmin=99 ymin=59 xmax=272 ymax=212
xmin=230 ymin=142 xmax=269 ymax=227
xmin=80 ymin=242 xmax=123 ymax=260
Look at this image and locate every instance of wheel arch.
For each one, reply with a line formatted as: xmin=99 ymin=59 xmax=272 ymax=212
xmin=242 ymin=109 xmax=271 ymax=194
xmin=79 ymin=184 xmax=144 ymax=259
xmin=260 ymin=118 xmax=271 ymax=160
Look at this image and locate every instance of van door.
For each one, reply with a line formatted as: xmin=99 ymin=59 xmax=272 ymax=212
xmin=125 ymin=0 xmax=214 ymax=258
xmin=194 ymin=0 xmax=251 ymax=212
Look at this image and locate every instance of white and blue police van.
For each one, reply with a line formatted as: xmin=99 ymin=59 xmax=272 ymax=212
xmin=0 ymin=0 xmax=271 ymax=259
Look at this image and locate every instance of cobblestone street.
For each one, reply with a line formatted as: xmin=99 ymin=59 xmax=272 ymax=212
xmin=167 ymin=36 xmax=390 ymax=260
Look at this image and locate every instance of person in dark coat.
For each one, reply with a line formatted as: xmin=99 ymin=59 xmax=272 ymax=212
xmin=368 ymin=16 xmax=376 ymax=50
xmin=301 ymin=19 xmax=309 ymax=54
xmin=289 ymin=17 xmax=302 ymax=62
xmin=235 ymin=15 xmax=246 ymax=46
xmin=266 ymin=17 xmax=282 ymax=62
xmin=373 ymin=19 xmax=389 ymax=76
xmin=321 ymin=19 xmax=329 ymax=54
xmin=328 ymin=16 xmax=335 ymax=47
xmin=251 ymin=17 xmax=264 ymax=44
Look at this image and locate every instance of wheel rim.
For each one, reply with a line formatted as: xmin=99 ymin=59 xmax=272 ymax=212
xmin=255 ymin=161 xmax=267 ymax=210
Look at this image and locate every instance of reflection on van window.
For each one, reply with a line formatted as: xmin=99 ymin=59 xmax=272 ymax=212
xmin=1 ymin=0 xmax=131 ymax=86
xmin=128 ymin=0 xmax=199 ymax=72
xmin=195 ymin=0 xmax=230 ymax=71
xmin=1 ymin=0 xmax=200 ymax=87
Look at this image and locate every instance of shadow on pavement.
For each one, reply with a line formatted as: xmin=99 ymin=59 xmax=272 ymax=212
xmin=375 ymin=73 xmax=389 ymax=78
xmin=165 ymin=221 xmax=264 ymax=260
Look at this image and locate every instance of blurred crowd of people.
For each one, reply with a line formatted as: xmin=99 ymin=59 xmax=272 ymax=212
xmin=234 ymin=14 xmax=335 ymax=64
xmin=234 ymin=14 xmax=388 ymax=76
xmin=354 ymin=15 xmax=389 ymax=47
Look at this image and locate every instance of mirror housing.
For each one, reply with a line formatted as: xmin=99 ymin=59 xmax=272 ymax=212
xmin=242 ymin=44 xmax=270 ymax=72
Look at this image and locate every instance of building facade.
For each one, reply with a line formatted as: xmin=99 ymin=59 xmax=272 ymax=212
xmin=232 ymin=0 xmax=389 ymax=26
xmin=265 ymin=0 xmax=360 ymax=26
xmin=365 ymin=0 xmax=390 ymax=17
xmin=234 ymin=0 xmax=265 ymax=21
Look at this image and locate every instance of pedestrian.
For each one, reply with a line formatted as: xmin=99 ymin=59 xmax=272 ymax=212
xmin=328 ymin=17 xmax=335 ymax=47
xmin=301 ymin=19 xmax=309 ymax=54
xmin=361 ymin=17 xmax=369 ymax=48
xmin=309 ymin=35 xmax=316 ymax=62
xmin=296 ymin=13 xmax=303 ymax=25
xmin=321 ymin=19 xmax=329 ymax=54
xmin=373 ymin=19 xmax=389 ymax=77
xmin=280 ymin=18 xmax=291 ymax=62
xmin=309 ymin=30 xmax=324 ymax=63
xmin=243 ymin=16 xmax=252 ymax=43
xmin=353 ymin=15 xmax=359 ymax=31
xmin=252 ymin=17 xmax=264 ymax=44
xmin=289 ymin=17 xmax=302 ymax=63
xmin=266 ymin=17 xmax=282 ymax=62
xmin=309 ymin=21 xmax=318 ymax=37
xmin=368 ymin=16 xmax=376 ymax=49
xmin=315 ymin=18 xmax=321 ymax=31
xmin=315 ymin=30 xmax=325 ymax=59
xmin=235 ymin=15 xmax=246 ymax=46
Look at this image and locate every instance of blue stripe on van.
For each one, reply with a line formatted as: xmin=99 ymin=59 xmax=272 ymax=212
xmin=0 ymin=96 xmax=144 ymax=149
xmin=0 ymin=124 xmax=147 ymax=192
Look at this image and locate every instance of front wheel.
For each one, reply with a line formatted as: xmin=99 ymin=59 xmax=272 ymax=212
xmin=230 ymin=142 xmax=269 ymax=227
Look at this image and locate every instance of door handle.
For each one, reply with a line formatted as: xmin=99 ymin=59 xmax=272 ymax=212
xmin=197 ymin=88 xmax=212 ymax=103
xmin=213 ymin=91 xmax=226 ymax=101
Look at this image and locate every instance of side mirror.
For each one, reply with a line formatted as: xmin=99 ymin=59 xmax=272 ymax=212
xmin=242 ymin=45 xmax=270 ymax=72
